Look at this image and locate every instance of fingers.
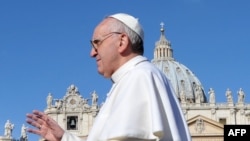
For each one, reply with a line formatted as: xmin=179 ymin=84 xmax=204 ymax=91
xmin=26 ymin=127 xmax=41 ymax=135
xmin=26 ymin=110 xmax=66 ymax=141
xmin=26 ymin=110 xmax=48 ymax=131
xmin=26 ymin=110 xmax=51 ymax=137
xmin=26 ymin=115 xmax=42 ymax=136
xmin=26 ymin=115 xmax=39 ymax=129
xmin=26 ymin=114 xmax=40 ymax=128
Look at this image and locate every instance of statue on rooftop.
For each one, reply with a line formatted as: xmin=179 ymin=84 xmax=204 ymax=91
xmin=237 ymin=88 xmax=245 ymax=103
xmin=195 ymin=85 xmax=204 ymax=104
xmin=208 ymin=88 xmax=215 ymax=104
xmin=91 ymin=91 xmax=98 ymax=106
xmin=47 ymin=93 xmax=53 ymax=108
xmin=226 ymin=88 xmax=233 ymax=103
xmin=4 ymin=120 xmax=14 ymax=138
xmin=20 ymin=124 xmax=28 ymax=141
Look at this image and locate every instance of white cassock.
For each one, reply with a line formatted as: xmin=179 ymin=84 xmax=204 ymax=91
xmin=61 ymin=56 xmax=191 ymax=141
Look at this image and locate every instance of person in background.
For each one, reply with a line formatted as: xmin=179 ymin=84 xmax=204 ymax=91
xmin=26 ymin=13 xmax=191 ymax=141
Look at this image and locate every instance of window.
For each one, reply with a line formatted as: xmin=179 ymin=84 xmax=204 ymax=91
xmin=219 ymin=118 xmax=226 ymax=125
xmin=67 ymin=116 xmax=78 ymax=130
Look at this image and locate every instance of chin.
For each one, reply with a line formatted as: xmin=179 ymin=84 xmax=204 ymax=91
xmin=97 ymin=70 xmax=104 ymax=75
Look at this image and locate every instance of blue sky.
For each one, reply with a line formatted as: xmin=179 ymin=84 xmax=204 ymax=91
xmin=0 ymin=0 xmax=250 ymax=140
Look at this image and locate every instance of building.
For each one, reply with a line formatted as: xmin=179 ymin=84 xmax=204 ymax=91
xmin=45 ymin=24 xmax=250 ymax=141
xmin=1 ymin=24 xmax=249 ymax=141
xmin=42 ymin=24 xmax=250 ymax=141
xmin=43 ymin=85 xmax=99 ymax=141
xmin=151 ymin=23 xmax=250 ymax=141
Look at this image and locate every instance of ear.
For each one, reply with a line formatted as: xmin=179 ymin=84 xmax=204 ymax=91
xmin=118 ymin=34 xmax=130 ymax=53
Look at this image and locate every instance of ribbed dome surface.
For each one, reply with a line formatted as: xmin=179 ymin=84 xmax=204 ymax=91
xmin=151 ymin=23 xmax=207 ymax=103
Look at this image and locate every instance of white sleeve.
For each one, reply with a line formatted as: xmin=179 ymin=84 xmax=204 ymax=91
xmin=61 ymin=131 xmax=83 ymax=141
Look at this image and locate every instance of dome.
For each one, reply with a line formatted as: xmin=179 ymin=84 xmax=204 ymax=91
xmin=151 ymin=23 xmax=207 ymax=103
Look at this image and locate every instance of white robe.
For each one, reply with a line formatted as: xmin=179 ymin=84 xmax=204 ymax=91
xmin=62 ymin=56 xmax=191 ymax=141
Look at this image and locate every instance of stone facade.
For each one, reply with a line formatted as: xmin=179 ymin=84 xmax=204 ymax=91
xmin=184 ymin=101 xmax=250 ymax=141
xmin=42 ymin=84 xmax=100 ymax=141
xmin=40 ymin=84 xmax=250 ymax=141
xmin=1 ymin=24 xmax=249 ymax=141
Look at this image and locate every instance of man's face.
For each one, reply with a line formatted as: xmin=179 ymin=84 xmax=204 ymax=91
xmin=90 ymin=19 xmax=120 ymax=78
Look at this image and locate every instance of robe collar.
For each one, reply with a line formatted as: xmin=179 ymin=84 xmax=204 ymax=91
xmin=111 ymin=55 xmax=148 ymax=83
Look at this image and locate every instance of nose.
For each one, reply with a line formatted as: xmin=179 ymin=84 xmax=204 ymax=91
xmin=90 ymin=47 xmax=97 ymax=57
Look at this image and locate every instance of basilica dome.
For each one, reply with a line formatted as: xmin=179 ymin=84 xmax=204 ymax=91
xmin=151 ymin=23 xmax=207 ymax=103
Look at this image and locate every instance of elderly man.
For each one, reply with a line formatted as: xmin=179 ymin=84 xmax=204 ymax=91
xmin=26 ymin=13 xmax=191 ymax=141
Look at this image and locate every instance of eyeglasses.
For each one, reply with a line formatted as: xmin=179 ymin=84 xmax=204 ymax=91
xmin=90 ymin=32 xmax=122 ymax=51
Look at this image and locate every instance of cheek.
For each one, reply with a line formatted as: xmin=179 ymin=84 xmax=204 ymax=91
xmin=102 ymin=45 xmax=116 ymax=62
xmin=100 ymin=49 xmax=117 ymax=73
xmin=101 ymin=51 xmax=115 ymax=69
